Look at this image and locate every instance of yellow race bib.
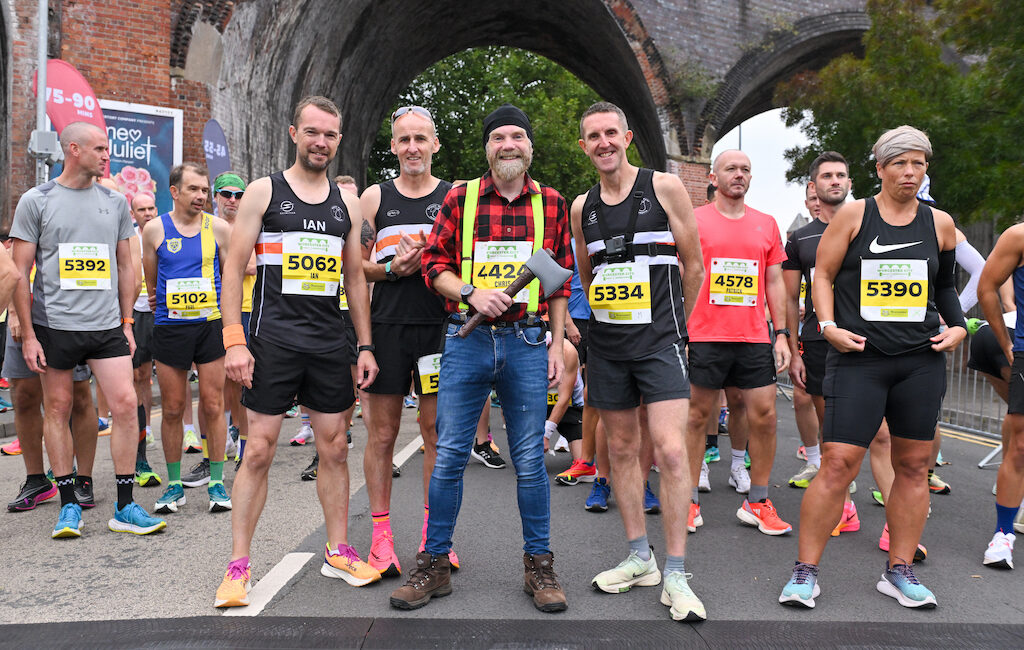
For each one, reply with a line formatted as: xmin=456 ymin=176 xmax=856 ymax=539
xmin=590 ymin=262 xmax=651 ymax=324
xmin=472 ymin=241 xmax=531 ymax=303
xmin=860 ymin=259 xmax=927 ymax=322
xmin=417 ymin=353 xmax=441 ymax=395
xmin=166 ymin=277 xmax=217 ymax=320
xmin=58 ymin=243 xmax=111 ymax=290
xmin=709 ymin=257 xmax=758 ymax=306
xmin=282 ymin=232 xmax=342 ymax=296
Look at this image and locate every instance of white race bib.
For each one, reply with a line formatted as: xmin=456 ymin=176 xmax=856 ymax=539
xmin=417 ymin=353 xmax=441 ymax=395
xmin=58 ymin=242 xmax=111 ymax=291
xmin=589 ymin=262 xmax=651 ymax=324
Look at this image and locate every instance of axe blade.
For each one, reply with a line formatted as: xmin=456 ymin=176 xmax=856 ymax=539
xmin=524 ymin=249 xmax=572 ymax=299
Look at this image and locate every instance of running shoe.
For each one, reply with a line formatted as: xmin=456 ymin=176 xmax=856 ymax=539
xmin=225 ymin=429 xmax=238 ymax=459
xmin=471 ymin=442 xmax=506 ymax=469
xmin=788 ymin=463 xmax=819 ymax=488
xmin=643 ymin=481 xmax=661 ymax=514
xmin=290 ymin=424 xmax=315 ymax=446
xmin=687 ymin=502 xmax=703 ymax=533
xmin=285 ymin=405 xmax=300 ymax=418
xmin=354 ymin=400 xmax=362 ymax=418
xmin=301 ymin=454 xmax=319 ymax=480
xmin=779 ymin=562 xmax=820 ymax=608
xmin=74 ymin=476 xmax=95 ymax=509
xmin=135 ymin=460 xmax=162 ymax=487
xmin=745 ymin=451 xmax=751 ymax=469
xmin=871 ymin=488 xmax=885 ymax=506
xmin=368 ymin=530 xmax=402 ymax=577
xmin=52 ymin=503 xmax=83 ymax=538
xmin=403 ymin=395 xmax=417 ymax=409
xmin=983 ymin=531 xmax=1015 ymax=570
xmin=698 ymin=460 xmax=711 ymax=493
xmin=728 ymin=466 xmax=750 ymax=494
xmin=1 ymin=439 xmax=22 ymax=455
xmin=796 ymin=445 xmax=807 ymax=461
xmin=878 ymin=524 xmax=927 ymax=562
xmin=347 ymin=430 xmax=353 ymax=449
xmin=321 ymin=543 xmax=382 ymax=586
xmin=108 ymin=501 xmax=167 ymax=535
xmin=146 ymin=428 xmax=155 ymax=448
xmin=555 ymin=458 xmax=597 ymax=486
xmin=660 ymin=571 xmax=706 ymax=621
xmin=1015 ymin=507 xmax=1024 ymax=535
xmin=98 ymin=417 xmax=111 ymax=434
xmin=188 ymin=370 xmax=198 ymax=383
xmin=214 ymin=558 xmax=251 ymax=608
xmin=585 ymin=478 xmax=610 ymax=512
xmin=154 ymin=483 xmax=186 ymax=513
xmin=490 ymin=390 xmax=501 ymax=408
xmin=928 ymin=472 xmax=951 ymax=495
xmin=704 ymin=446 xmax=720 ymax=464
xmin=0 ymin=377 xmax=9 ymax=389
xmin=717 ymin=421 xmax=728 ymax=436
xmin=591 ymin=549 xmax=660 ymax=593
xmin=183 ymin=428 xmax=202 ymax=454
xmin=182 ymin=459 xmax=211 ymax=487
xmin=830 ymin=501 xmax=860 ymax=536
xmin=392 ymin=463 xmax=401 ymax=478
xmin=208 ymin=483 xmax=232 ymax=512
xmin=876 ymin=562 xmax=936 ymax=608
xmin=849 ymin=480 xmax=857 ymax=494
xmin=8 ymin=478 xmax=57 ymax=512
xmin=737 ymin=498 xmax=792 ymax=535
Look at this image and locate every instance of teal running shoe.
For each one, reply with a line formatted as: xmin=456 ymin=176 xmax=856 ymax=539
xmin=52 ymin=503 xmax=83 ymax=539
xmin=876 ymin=563 xmax=936 ymax=608
xmin=208 ymin=483 xmax=232 ymax=512
xmin=154 ymin=483 xmax=186 ymax=514
xmin=704 ymin=446 xmax=720 ymax=463
xmin=108 ymin=501 xmax=167 ymax=535
xmin=779 ymin=562 xmax=820 ymax=608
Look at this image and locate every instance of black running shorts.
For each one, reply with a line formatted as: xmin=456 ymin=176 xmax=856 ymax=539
xmin=967 ymin=325 xmax=1011 ymax=380
xmin=153 ymin=319 xmax=225 ymax=370
xmin=34 ymin=324 xmax=130 ymax=370
xmin=363 ymin=321 xmax=445 ymax=396
xmin=1007 ymin=353 xmax=1024 ymax=415
xmin=688 ymin=342 xmax=776 ymax=390
xmin=587 ymin=340 xmax=690 ymax=410
xmin=823 ymin=346 xmax=945 ymax=447
xmin=800 ymin=339 xmax=830 ymax=397
xmin=243 ymin=335 xmax=355 ymax=415
xmin=131 ymin=310 xmax=155 ymax=369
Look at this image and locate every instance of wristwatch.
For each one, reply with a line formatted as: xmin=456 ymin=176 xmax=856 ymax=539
xmin=773 ymin=328 xmax=791 ymax=338
xmin=384 ymin=261 xmax=399 ymax=282
xmin=459 ymin=283 xmax=475 ymax=302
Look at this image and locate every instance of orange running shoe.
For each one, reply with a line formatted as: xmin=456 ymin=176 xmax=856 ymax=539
xmin=368 ymin=531 xmax=402 ymax=577
xmin=214 ymin=558 xmax=251 ymax=608
xmin=736 ymin=498 xmax=792 ymax=535
xmin=687 ymin=502 xmax=704 ymax=533
xmin=1 ymin=439 xmax=22 ymax=456
xmin=321 ymin=543 xmax=382 ymax=586
xmin=879 ymin=524 xmax=927 ymax=562
xmin=555 ymin=459 xmax=597 ymax=486
xmin=830 ymin=501 xmax=861 ymax=536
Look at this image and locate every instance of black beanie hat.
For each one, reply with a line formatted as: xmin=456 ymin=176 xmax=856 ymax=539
xmin=482 ymin=103 xmax=534 ymax=146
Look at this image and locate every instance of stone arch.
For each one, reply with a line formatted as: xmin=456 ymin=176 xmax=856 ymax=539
xmin=211 ymin=0 xmax=668 ymax=185
xmin=701 ymin=11 xmax=870 ymax=151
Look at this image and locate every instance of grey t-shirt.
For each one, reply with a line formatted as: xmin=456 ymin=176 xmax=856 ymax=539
xmin=11 ymin=180 xmax=134 ymax=331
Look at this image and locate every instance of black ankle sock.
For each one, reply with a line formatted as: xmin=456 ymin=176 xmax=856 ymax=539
xmin=55 ymin=474 xmax=77 ymax=506
xmin=115 ymin=474 xmax=134 ymax=507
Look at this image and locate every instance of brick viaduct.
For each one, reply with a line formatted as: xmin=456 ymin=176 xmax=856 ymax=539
xmin=1 ymin=0 xmax=868 ymax=226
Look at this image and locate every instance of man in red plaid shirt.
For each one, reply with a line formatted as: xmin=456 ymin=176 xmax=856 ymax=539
xmin=389 ymin=104 xmax=572 ymax=613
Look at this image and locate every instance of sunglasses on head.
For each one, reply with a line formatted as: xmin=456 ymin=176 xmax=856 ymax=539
xmin=218 ymin=190 xmax=244 ymax=200
xmin=391 ymin=105 xmax=433 ymax=124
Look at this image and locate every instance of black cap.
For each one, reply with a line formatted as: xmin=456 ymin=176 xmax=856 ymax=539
xmin=482 ymin=104 xmax=533 ymax=146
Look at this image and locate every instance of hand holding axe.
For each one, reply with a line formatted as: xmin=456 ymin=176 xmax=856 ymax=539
xmin=457 ymin=248 xmax=572 ymax=338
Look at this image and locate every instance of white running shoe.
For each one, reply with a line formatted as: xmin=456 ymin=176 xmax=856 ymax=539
xmin=698 ymin=460 xmax=711 ymax=493
xmin=290 ymin=424 xmax=315 ymax=446
xmin=591 ymin=550 xmax=661 ymax=593
xmin=728 ymin=466 xmax=750 ymax=494
xmin=983 ymin=531 xmax=1015 ymax=570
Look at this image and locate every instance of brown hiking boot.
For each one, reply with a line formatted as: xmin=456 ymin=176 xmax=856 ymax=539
xmin=389 ymin=552 xmax=452 ymax=610
xmin=523 ymin=552 xmax=568 ymax=612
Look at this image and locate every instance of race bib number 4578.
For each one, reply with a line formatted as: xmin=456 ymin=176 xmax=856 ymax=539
xmin=58 ymin=242 xmax=111 ymax=290
xmin=709 ymin=257 xmax=758 ymax=307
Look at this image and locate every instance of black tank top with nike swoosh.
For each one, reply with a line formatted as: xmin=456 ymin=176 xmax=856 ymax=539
xmin=833 ymin=197 xmax=940 ymax=355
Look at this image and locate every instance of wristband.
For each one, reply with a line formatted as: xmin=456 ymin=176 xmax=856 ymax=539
xmin=818 ymin=320 xmax=836 ymax=332
xmin=357 ymin=344 xmax=376 ymax=353
xmin=223 ymin=323 xmax=247 ymax=349
xmin=121 ymin=317 xmax=135 ymax=325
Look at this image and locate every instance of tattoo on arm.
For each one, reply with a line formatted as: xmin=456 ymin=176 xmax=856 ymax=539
xmin=360 ymin=221 xmax=376 ymax=250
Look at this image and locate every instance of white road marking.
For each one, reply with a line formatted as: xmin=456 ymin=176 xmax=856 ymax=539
xmin=222 ymin=552 xmax=315 ymax=616
xmin=393 ymin=434 xmax=424 ymax=468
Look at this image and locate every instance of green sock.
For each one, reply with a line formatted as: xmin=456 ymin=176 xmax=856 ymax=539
xmin=168 ymin=461 xmax=182 ymax=485
xmin=210 ymin=461 xmax=225 ymax=484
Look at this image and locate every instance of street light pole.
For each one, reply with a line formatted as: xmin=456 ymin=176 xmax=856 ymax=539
xmin=35 ymin=0 xmax=49 ymax=185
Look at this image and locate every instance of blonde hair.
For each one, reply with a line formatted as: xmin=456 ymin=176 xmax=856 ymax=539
xmin=873 ymin=125 xmax=932 ymax=167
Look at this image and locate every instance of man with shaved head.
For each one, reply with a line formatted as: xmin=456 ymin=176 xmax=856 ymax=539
xmin=684 ymin=150 xmax=792 ymax=537
xmin=10 ymin=121 xmax=167 ymax=540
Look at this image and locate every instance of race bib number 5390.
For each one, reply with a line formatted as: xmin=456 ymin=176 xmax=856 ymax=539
xmin=860 ymin=259 xmax=927 ymax=322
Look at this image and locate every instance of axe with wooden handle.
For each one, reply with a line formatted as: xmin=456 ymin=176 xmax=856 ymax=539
xmin=457 ymin=248 xmax=572 ymax=338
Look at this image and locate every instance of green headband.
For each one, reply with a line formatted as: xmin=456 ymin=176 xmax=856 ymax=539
xmin=214 ymin=173 xmax=246 ymax=192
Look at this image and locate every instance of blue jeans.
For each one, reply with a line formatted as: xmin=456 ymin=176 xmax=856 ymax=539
xmin=425 ymin=321 xmax=551 ymax=555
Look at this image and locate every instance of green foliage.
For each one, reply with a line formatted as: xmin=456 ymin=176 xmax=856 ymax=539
xmin=368 ymin=46 xmax=642 ymax=201
xmin=775 ymin=0 xmax=1024 ymax=227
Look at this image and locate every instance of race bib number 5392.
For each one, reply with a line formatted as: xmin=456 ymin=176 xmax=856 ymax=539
xmin=58 ymin=242 xmax=111 ymax=290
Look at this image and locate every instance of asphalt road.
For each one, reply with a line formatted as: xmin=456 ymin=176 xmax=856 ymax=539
xmin=1 ymin=389 xmax=1022 ymax=633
